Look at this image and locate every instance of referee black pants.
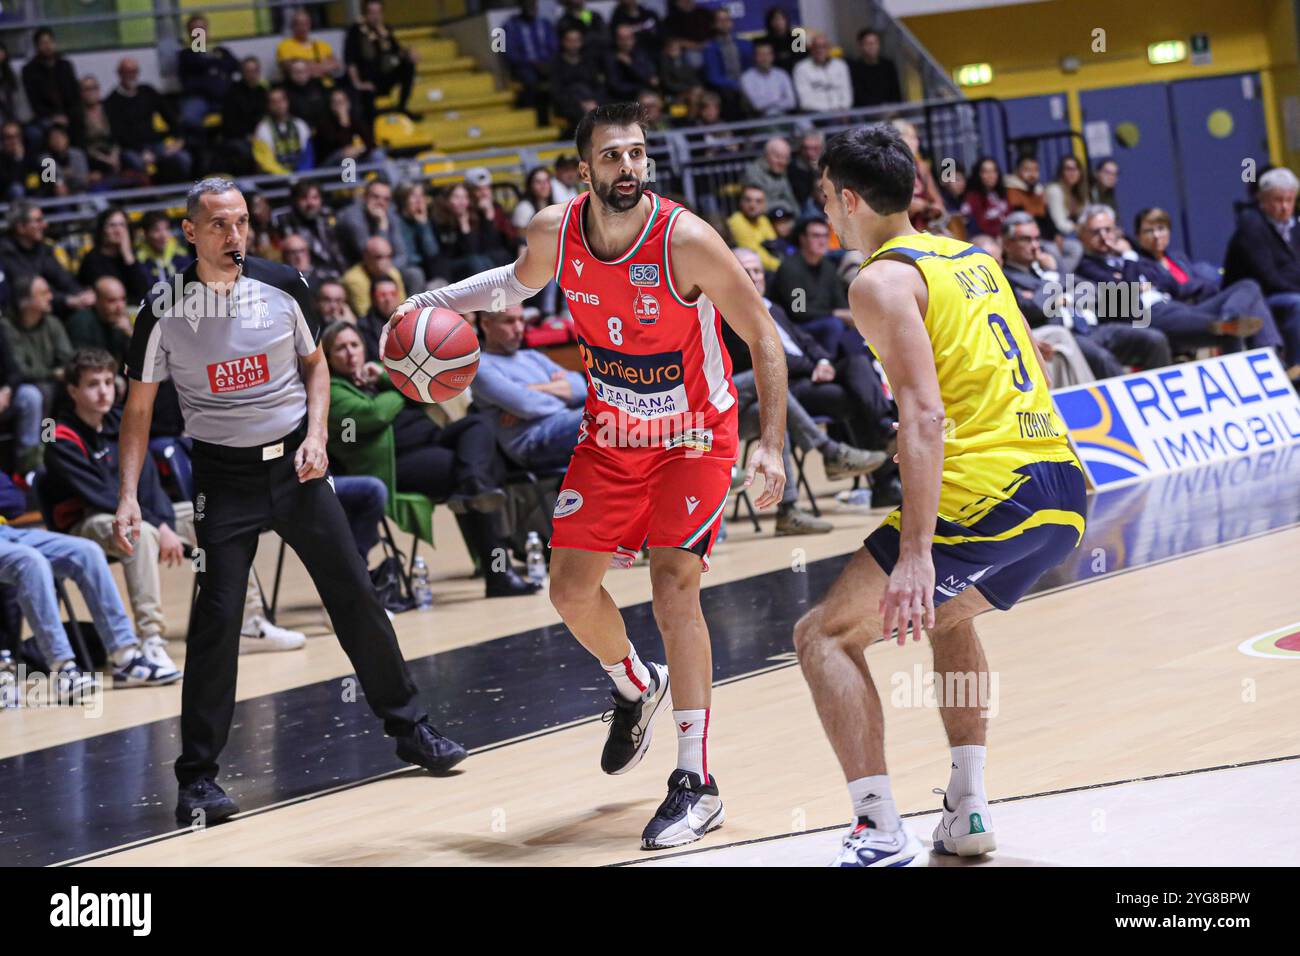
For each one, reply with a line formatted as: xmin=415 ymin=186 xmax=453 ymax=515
xmin=176 ymin=428 xmax=427 ymax=785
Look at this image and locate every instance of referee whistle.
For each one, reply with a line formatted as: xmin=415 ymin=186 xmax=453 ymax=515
xmin=228 ymin=251 xmax=244 ymax=266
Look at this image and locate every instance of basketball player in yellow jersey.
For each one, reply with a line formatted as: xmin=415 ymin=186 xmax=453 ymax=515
xmin=795 ymin=125 xmax=1087 ymax=867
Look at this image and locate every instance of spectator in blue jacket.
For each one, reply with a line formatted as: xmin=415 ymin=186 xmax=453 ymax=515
xmin=504 ymin=0 xmax=558 ymax=95
xmin=474 ymin=306 xmax=586 ymax=471
xmin=702 ymin=7 xmax=754 ymax=120
xmin=176 ymin=13 xmax=239 ymax=135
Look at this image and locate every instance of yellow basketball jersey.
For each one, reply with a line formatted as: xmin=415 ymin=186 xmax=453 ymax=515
xmin=863 ymin=232 xmax=1081 ymax=524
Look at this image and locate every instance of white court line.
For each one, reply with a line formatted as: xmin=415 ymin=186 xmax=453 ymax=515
xmin=631 ymin=758 xmax=1300 ymax=867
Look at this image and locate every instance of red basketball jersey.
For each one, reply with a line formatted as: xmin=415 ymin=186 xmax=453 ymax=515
xmin=553 ymin=190 xmax=738 ymax=458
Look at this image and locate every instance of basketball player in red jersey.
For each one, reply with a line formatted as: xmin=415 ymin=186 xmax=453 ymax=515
xmin=385 ymin=103 xmax=787 ymax=849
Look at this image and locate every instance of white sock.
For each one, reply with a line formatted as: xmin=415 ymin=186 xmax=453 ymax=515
xmin=947 ymin=745 xmax=987 ymax=805
xmin=601 ymin=643 xmax=651 ymax=701
xmin=111 ymin=644 xmax=140 ymax=668
xmin=673 ymin=708 xmax=708 ymax=779
xmin=848 ymin=774 xmax=901 ymax=831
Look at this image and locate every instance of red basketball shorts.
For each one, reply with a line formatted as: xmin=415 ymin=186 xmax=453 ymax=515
xmin=550 ymin=442 xmax=735 ymax=569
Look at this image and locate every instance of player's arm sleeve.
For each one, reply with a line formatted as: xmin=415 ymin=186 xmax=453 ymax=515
xmin=402 ymin=261 xmax=544 ymax=315
xmin=125 ymin=301 xmax=169 ymax=382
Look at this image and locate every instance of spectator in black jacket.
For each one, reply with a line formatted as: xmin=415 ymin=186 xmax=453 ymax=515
xmin=20 ymin=29 xmax=83 ymax=145
xmin=0 ymin=120 xmax=34 ymax=200
xmin=218 ymin=56 xmax=267 ymax=174
xmin=275 ymin=179 xmax=347 ymax=277
xmin=64 ymin=276 xmax=133 ymax=367
xmin=1223 ymin=166 xmax=1300 ymax=373
xmin=603 ymin=24 xmax=659 ymax=101
xmin=551 ymin=27 xmax=603 ymax=132
xmin=284 ymin=58 xmax=330 ymax=133
xmin=0 ymin=321 xmax=43 ymax=472
xmin=0 ymin=200 xmax=94 ymax=317
xmin=47 ymin=349 xmax=304 ymax=653
xmin=1075 ymin=204 xmax=1266 ymax=357
xmin=344 ymin=0 xmax=416 ymax=120
xmin=76 ymin=208 xmax=152 ymax=302
xmin=849 ymin=28 xmax=902 ymax=107
xmin=104 ymin=58 xmax=193 ymax=184
xmin=558 ymin=0 xmax=610 ymax=55
xmin=176 ymin=14 xmax=239 ymax=136
xmin=357 ymin=275 xmax=403 ymax=362
xmin=611 ymin=0 xmax=661 ymax=54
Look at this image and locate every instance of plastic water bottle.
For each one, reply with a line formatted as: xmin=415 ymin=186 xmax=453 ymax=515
xmin=411 ymin=557 xmax=434 ymax=611
xmin=525 ymin=532 xmax=547 ymax=585
xmin=0 ymin=650 xmax=17 ymax=710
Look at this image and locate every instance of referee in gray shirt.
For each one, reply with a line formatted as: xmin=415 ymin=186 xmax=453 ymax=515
xmin=114 ymin=178 xmax=466 ymax=825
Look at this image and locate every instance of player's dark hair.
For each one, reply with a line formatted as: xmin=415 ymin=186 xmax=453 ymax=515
xmin=575 ymin=102 xmax=648 ymax=162
xmin=817 ymin=124 xmax=915 ymax=216
xmin=65 ymin=348 xmax=118 ymax=387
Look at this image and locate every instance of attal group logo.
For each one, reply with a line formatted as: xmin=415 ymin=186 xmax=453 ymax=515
xmin=1052 ymin=383 xmax=1148 ymax=484
xmin=1237 ymin=622 xmax=1300 ymax=660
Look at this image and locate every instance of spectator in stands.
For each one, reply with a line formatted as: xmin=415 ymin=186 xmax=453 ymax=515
xmin=513 ymin=167 xmax=556 ymax=232
xmin=742 ymin=136 xmax=799 ymax=217
xmin=275 ymin=180 xmax=345 ymax=278
xmin=1136 ymin=206 xmax=1284 ymax=361
xmin=793 ymin=32 xmax=852 ymax=113
xmin=65 ymin=276 xmax=132 ymax=364
xmin=79 ymin=75 xmax=135 ymax=190
xmin=136 ymin=211 xmax=193 ymax=288
xmin=1091 ymin=158 xmax=1118 ymax=210
xmin=277 ymin=8 xmax=342 ymax=81
xmin=316 ymin=86 xmax=382 ymax=167
xmin=38 ymin=123 xmax=89 ymax=197
xmin=356 ymin=273 xmax=403 ymax=362
xmin=504 ymin=0 xmax=558 ymax=124
xmin=702 ymin=8 xmax=753 ymax=120
xmin=611 ymin=0 xmax=661 ymax=54
xmin=342 ymin=236 xmax=405 ymax=319
xmin=683 ymin=91 xmax=734 ymax=161
xmin=961 ymin=155 xmax=1011 ymax=238
xmin=663 ymin=0 xmax=715 ymax=48
xmin=658 ymin=35 xmax=703 ymax=106
xmin=0 ymin=120 xmax=33 ymax=199
xmin=760 ymin=6 xmax=806 ymax=76
xmin=474 ymin=305 xmax=585 ymax=470
xmin=284 ymin=58 xmax=330 ymax=133
xmin=558 ymin=0 xmax=610 ymax=54
xmin=0 ymin=42 xmax=32 ymax=131
xmin=741 ymin=40 xmax=796 ymax=118
xmin=728 ymin=185 xmax=780 ymax=273
xmin=604 ymin=24 xmax=660 ymax=103
xmin=395 ymin=183 xmax=441 ymax=285
xmin=1223 ymin=166 xmax=1300 ymax=374
xmin=770 ymin=216 xmax=853 ymax=355
xmin=637 ymin=89 xmax=670 ymax=132
xmin=345 ymin=0 xmax=417 ymax=120
xmin=432 ymin=181 xmax=513 ymax=280
xmin=1 ymin=273 xmax=73 ymax=417
xmin=0 ymin=201 xmax=93 ymax=317
xmin=999 ymin=212 xmax=1164 ymax=379
xmin=464 ymin=167 xmax=519 ymax=251
xmin=892 ymin=120 xmax=943 ymax=235
xmin=76 ymin=208 xmax=151 ymax=302
xmin=105 ymin=57 xmax=192 ymax=184
xmin=1075 ymin=204 xmax=1262 ymax=356
xmin=252 ymin=85 xmax=314 ymax=174
xmin=245 ymin=190 xmax=279 ymax=260
xmin=1005 ymin=154 xmax=1053 ymax=239
xmin=551 ymin=27 xmax=603 ymax=133
xmin=338 ymin=177 xmax=422 ymax=291
xmin=21 ymin=28 xmax=83 ymax=146
xmin=849 ymin=28 xmax=902 ymax=108
xmin=0 ymin=328 xmax=43 ymax=473
xmin=280 ymin=232 xmax=318 ymax=290
xmin=219 ymin=56 xmax=267 ymax=174
xmin=318 ymin=278 xmax=359 ymax=326
xmin=1045 ymin=154 xmax=1087 ymax=241
xmin=322 ymin=321 xmax=539 ymax=597
xmin=550 ymin=154 xmax=582 ymax=203
xmin=47 ymin=349 xmax=305 ymax=654
xmin=788 ymin=129 xmax=824 ymax=209
xmin=176 ymin=14 xmax=239 ymax=136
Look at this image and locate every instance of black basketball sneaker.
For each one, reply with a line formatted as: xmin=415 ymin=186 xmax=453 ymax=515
xmin=600 ymin=661 xmax=670 ymax=774
xmin=641 ymin=769 xmax=726 ymax=850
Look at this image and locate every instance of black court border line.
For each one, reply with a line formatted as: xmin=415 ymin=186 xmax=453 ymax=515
xmin=50 ymin=519 xmax=1300 ymax=867
xmin=606 ymin=752 xmax=1300 ymax=867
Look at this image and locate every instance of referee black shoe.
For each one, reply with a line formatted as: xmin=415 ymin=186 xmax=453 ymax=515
xmin=175 ymin=778 xmax=239 ymax=827
xmin=396 ymin=719 xmax=468 ymax=774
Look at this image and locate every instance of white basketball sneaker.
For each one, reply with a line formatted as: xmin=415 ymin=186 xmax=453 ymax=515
xmin=930 ymin=789 xmax=996 ymax=857
xmin=641 ymin=769 xmax=725 ymax=850
xmin=831 ymin=822 xmax=924 ymax=867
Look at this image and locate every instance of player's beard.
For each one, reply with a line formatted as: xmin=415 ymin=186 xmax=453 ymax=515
xmin=592 ymin=173 xmax=645 ymax=212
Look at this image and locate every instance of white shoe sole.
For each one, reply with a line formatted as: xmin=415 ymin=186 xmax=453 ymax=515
xmin=239 ymin=636 xmax=306 ymax=654
xmin=608 ymin=665 xmax=671 ymax=776
xmin=642 ymin=803 xmax=725 ymax=850
xmin=114 ymin=671 xmax=182 ymax=689
xmin=933 ymin=830 xmax=997 ymax=857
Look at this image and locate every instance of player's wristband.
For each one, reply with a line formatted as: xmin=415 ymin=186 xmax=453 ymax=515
xmin=404 ymin=263 xmax=544 ymax=315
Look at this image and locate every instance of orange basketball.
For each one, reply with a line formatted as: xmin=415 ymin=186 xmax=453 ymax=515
xmin=382 ymin=307 xmax=480 ymax=403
